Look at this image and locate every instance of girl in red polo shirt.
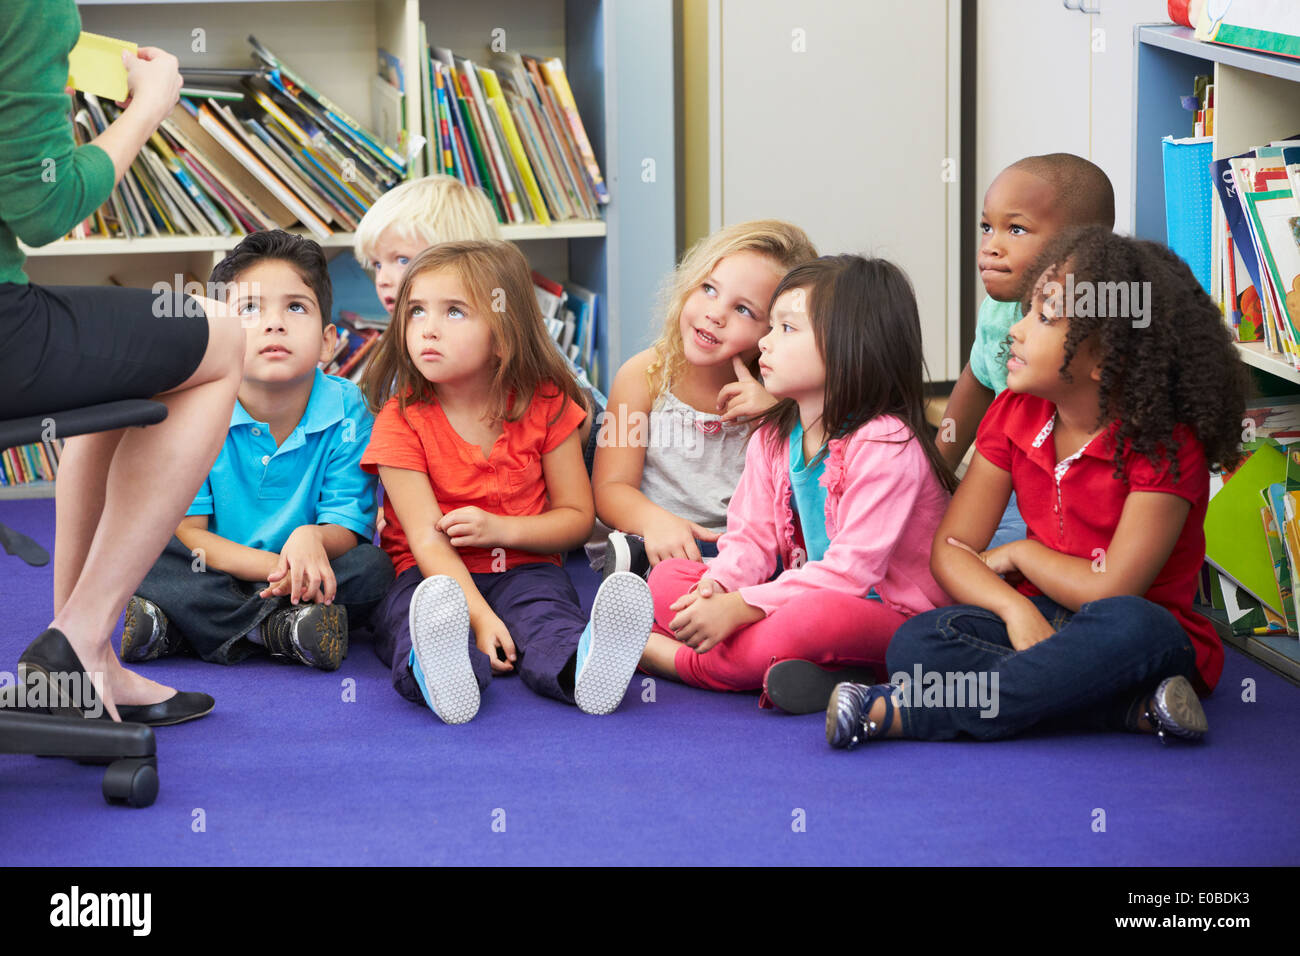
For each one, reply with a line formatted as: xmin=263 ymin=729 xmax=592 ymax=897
xmin=826 ymin=227 xmax=1246 ymax=748
xmin=358 ymin=240 xmax=654 ymax=723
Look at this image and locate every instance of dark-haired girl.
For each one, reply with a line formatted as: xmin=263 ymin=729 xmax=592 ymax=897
xmin=638 ymin=255 xmax=957 ymax=698
xmin=828 ymin=227 xmax=1247 ymax=749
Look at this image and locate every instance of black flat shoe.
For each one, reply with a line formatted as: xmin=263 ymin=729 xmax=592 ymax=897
xmin=115 ymin=691 xmax=215 ymax=726
xmin=762 ymin=659 xmax=883 ymax=714
xmin=16 ymin=628 xmax=103 ymax=719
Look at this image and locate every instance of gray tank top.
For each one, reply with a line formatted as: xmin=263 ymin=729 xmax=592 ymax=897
xmin=587 ymin=389 xmax=751 ymax=569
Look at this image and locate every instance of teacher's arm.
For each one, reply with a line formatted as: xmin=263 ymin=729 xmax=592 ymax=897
xmin=0 ymin=3 xmax=181 ymax=249
xmin=88 ymin=48 xmax=183 ymax=186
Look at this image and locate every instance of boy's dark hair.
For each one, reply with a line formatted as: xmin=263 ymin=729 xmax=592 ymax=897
xmin=1010 ymin=153 xmax=1115 ymax=230
xmin=753 ymin=254 xmax=958 ymax=494
xmin=1016 ymin=226 xmax=1246 ymax=479
xmin=209 ymin=229 xmax=333 ymax=326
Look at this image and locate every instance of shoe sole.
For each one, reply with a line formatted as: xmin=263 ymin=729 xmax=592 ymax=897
xmin=120 ymin=598 xmax=170 ymax=663
xmin=293 ymin=604 xmax=349 ymax=671
xmin=825 ymin=683 xmax=858 ymax=748
xmin=409 ymin=576 xmax=480 ymax=725
xmin=1154 ymin=675 xmax=1208 ymax=739
xmin=765 ymin=659 xmax=880 ymax=715
xmin=575 ymin=572 xmax=653 ymax=715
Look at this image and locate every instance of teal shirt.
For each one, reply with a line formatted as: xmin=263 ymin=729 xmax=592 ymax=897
xmin=186 ymin=370 xmax=379 ymax=553
xmin=789 ymin=421 xmax=830 ymax=562
xmin=968 ymin=297 xmax=1024 ymax=395
xmin=0 ymin=0 xmax=117 ymax=284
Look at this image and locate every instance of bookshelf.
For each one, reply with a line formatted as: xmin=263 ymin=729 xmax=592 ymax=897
xmin=3 ymin=0 xmax=675 ymax=499
xmin=1134 ymin=23 xmax=1300 ymax=682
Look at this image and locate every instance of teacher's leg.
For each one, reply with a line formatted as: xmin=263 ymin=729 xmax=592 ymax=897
xmin=47 ymin=295 xmax=244 ymax=719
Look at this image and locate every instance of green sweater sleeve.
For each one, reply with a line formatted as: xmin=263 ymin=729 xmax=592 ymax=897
xmin=0 ymin=0 xmax=116 ymax=284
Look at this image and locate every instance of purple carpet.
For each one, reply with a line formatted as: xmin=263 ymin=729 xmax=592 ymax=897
xmin=2 ymin=497 xmax=1298 ymax=865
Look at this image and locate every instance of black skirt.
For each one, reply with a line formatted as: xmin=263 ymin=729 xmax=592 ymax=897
xmin=0 ymin=282 xmax=210 ymax=420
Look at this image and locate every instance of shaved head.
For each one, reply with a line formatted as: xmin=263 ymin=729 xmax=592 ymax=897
xmin=1010 ymin=153 xmax=1115 ymax=229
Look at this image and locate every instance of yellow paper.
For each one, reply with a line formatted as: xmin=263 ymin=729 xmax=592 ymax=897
xmin=67 ymin=32 xmax=137 ymax=102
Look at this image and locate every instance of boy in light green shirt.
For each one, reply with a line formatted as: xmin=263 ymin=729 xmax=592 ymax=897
xmin=939 ymin=153 xmax=1115 ymax=546
xmin=941 ymin=153 xmax=1116 ymax=461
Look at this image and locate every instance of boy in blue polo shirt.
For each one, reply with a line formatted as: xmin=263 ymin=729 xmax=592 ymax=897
xmin=120 ymin=231 xmax=394 ymax=669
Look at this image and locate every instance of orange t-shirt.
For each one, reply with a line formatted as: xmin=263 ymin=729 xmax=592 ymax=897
xmin=360 ymin=384 xmax=586 ymax=576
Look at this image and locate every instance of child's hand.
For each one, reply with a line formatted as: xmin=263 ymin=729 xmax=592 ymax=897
xmin=1004 ymin=602 xmax=1056 ymax=651
xmin=644 ymin=514 xmax=721 ymax=565
xmin=670 ymin=590 xmax=752 ymax=654
xmin=946 ymin=536 xmax=1023 ymax=580
xmin=716 ymin=356 xmax=778 ymax=423
xmin=473 ymin=611 xmax=517 ymax=673
xmin=437 ymin=507 xmax=501 ymax=549
xmin=260 ymin=526 xmax=336 ymax=605
xmin=668 ymin=576 xmax=726 ymax=615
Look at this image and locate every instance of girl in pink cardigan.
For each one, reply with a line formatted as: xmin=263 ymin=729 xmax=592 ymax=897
xmin=639 ymin=255 xmax=958 ymax=707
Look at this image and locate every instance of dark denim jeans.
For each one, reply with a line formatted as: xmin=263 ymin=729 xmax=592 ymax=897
xmin=885 ymin=594 xmax=1199 ymax=741
xmin=134 ymin=534 xmax=395 ymax=664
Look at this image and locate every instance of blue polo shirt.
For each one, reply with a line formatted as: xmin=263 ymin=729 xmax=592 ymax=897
xmin=186 ymin=368 xmax=378 ymax=553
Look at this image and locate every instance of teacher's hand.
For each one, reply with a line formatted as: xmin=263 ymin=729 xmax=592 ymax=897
xmin=118 ymin=47 xmax=182 ymax=126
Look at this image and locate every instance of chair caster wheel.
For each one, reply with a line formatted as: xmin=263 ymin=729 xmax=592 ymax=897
xmin=103 ymin=757 xmax=158 ymax=808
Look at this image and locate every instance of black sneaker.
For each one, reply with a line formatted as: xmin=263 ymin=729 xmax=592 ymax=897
xmin=120 ymin=596 xmax=182 ymax=662
xmin=261 ymin=603 xmax=348 ymax=671
xmin=604 ymin=531 xmax=651 ymax=581
xmin=761 ymin=659 xmax=882 ymax=714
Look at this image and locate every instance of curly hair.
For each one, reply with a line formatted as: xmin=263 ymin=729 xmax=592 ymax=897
xmin=1007 ymin=226 xmax=1247 ymax=480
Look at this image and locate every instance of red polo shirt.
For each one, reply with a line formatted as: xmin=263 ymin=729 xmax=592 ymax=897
xmin=360 ymin=385 xmax=586 ymax=576
xmin=976 ymin=390 xmax=1222 ymax=694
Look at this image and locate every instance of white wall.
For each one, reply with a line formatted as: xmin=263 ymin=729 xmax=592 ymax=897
xmin=976 ymin=0 xmax=1172 ymax=237
xmin=713 ymin=0 xmax=962 ymax=379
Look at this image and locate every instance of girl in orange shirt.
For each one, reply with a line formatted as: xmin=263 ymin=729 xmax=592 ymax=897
xmin=359 ymin=240 xmax=653 ymax=723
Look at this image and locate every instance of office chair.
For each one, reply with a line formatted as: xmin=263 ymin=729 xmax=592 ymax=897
xmin=0 ymin=400 xmax=166 ymax=807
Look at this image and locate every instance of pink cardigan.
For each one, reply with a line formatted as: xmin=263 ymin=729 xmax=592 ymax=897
xmin=706 ymin=415 xmax=953 ymax=617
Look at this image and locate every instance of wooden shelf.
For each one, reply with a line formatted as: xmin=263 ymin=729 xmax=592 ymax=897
xmin=1234 ymin=341 xmax=1300 ymax=385
xmin=21 ymin=220 xmax=607 ymax=257
xmin=0 ymin=481 xmax=56 ymax=500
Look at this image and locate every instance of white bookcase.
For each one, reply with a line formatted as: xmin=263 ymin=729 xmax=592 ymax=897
xmin=5 ymin=0 xmax=676 ymax=499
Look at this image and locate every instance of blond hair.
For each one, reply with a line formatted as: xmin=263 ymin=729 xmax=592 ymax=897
xmin=360 ymin=240 xmax=588 ymax=426
xmin=646 ymin=220 xmax=817 ymax=400
xmin=354 ymin=175 xmax=501 ymax=267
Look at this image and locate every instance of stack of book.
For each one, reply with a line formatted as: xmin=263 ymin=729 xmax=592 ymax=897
xmin=410 ymin=32 xmax=608 ymax=225
xmin=534 ymin=271 xmax=600 ymax=385
xmin=1203 ymin=395 xmax=1300 ymax=637
xmin=0 ymin=436 xmax=62 ymax=488
xmin=1209 ymin=136 xmax=1300 ymax=368
xmin=67 ymin=36 xmax=407 ymax=241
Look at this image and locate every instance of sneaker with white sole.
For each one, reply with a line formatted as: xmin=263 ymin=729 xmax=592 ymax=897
xmin=603 ymin=531 xmax=651 ymax=582
xmin=408 ymin=575 xmax=480 ymax=724
xmin=574 ymin=571 xmax=654 ymax=715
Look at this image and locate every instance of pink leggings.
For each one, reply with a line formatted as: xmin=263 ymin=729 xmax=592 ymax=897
xmin=648 ymin=558 xmax=906 ymax=692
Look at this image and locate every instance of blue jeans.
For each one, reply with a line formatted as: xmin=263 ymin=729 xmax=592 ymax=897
xmin=987 ymin=490 xmax=1027 ymax=550
xmin=135 ymin=534 xmax=395 ymax=664
xmin=885 ymin=594 xmax=1198 ymax=740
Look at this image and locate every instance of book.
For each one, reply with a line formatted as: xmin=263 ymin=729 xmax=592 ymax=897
xmin=1206 ymin=439 xmax=1289 ymax=613
xmin=1161 ymin=135 xmax=1214 ymax=293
